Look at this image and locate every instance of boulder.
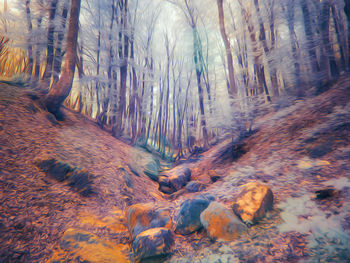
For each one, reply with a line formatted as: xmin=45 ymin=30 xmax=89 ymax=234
xmin=200 ymin=202 xmax=247 ymax=241
xmin=185 ymin=181 xmax=206 ymax=192
xmin=132 ymin=227 xmax=174 ymax=260
xmin=144 ymin=159 xmax=161 ymax=181
xmin=158 ymin=167 xmax=191 ymax=194
xmin=48 ymin=228 xmax=128 ymax=263
xmin=175 ymin=197 xmax=213 ymax=235
xmin=127 ymin=203 xmax=172 ymax=241
xmin=232 ymin=181 xmax=273 ymax=224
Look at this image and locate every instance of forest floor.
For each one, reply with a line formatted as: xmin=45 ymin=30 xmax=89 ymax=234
xmin=0 ymin=76 xmax=349 ymax=262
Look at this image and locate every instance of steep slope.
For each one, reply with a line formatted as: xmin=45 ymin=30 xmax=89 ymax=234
xmin=0 ymin=84 xmax=168 ymax=262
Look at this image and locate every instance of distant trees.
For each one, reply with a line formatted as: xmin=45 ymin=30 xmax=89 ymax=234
xmin=1 ymin=0 xmax=350 ymax=158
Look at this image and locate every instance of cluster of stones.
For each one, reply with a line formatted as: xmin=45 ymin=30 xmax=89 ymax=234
xmin=126 ymin=181 xmax=274 ymax=260
xmin=126 ymin=203 xmax=174 ymax=260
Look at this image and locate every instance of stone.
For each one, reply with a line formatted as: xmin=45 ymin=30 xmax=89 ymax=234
xmin=48 ymin=228 xmax=128 ymax=263
xmin=158 ymin=167 xmax=191 ymax=194
xmin=200 ymin=202 xmax=247 ymax=241
xmin=127 ymin=203 xmax=172 ymax=241
xmin=315 ymin=188 xmax=337 ymax=199
xmin=132 ymin=227 xmax=174 ymax=260
xmin=175 ymin=198 xmax=212 ymax=235
xmin=232 ymin=181 xmax=273 ymax=224
xmin=144 ymin=159 xmax=161 ymax=181
xmin=186 ymin=181 xmax=206 ymax=192
xmin=35 ymin=158 xmax=95 ymax=196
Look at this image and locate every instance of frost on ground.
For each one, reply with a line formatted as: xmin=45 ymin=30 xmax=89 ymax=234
xmin=278 ymin=190 xmax=350 ymax=262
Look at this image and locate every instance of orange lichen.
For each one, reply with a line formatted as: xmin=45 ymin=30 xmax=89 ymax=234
xmin=48 ymin=228 xmax=129 ymax=263
xmin=201 ymin=203 xmax=246 ymax=241
xmin=233 ymin=182 xmax=273 ymax=223
xmin=127 ymin=203 xmax=154 ymax=231
xmin=127 ymin=203 xmax=172 ymax=234
xmin=78 ymin=210 xmax=127 ymax=232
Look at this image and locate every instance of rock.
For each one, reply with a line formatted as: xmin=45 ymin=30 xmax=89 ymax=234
xmin=159 ymin=167 xmax=191 ymax=194
xmin=127 ymin=203 xmax=172 ymax=241
xmin=48 ymin=228 xmax=128 ymax=263
xmin=232 ymin=181 xmax=273 ymax=224
xmin=185 ymin=181 xmax=206 ymax=192
xmin=35 ymin=158 xmax=95 ymax=196
xmin=309 ymin=142 xmax=333 ymax=158
xmin=200 ymin=202 xmax=247 ymax=241
xmin=175 ymin=197 xmax=212 ymax=235
xmin=315 ymin=188 xmax=337 ymax=199
xmin=209 ymin=170 xmax=222 ymax=182
xmin=144 ymin=159 xmax=161 ymax=181
xmin=132 ymin=227 xmax=174 ymax=260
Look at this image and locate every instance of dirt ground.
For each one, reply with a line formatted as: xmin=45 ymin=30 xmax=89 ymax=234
xmin=0 ymin=76 xmax=349 ymax=262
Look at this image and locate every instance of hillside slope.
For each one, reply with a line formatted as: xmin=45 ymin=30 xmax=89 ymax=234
xmin=0 ymin=76 xmax=349 ymax=262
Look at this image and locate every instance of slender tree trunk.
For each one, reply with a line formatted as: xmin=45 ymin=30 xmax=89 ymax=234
xmin=301 ymin=0 xmax=321 ymax=82
xmin=25 ymin=0 xmax=33 ymax=80
xmin=129 ymin=31 xmax=138 ymax=144
xmin=41 ymin=0 xmax=59 ymax=89
xmin=217 ymin=0 xmax=236 ymax=100
xmin=331 ymin=5 xmax=346 ymax=70
xmin=285 ymin=1 xmax=302 ymax=89
xmin=33 ymin=0 xmax=43 ymax=85
xmin=113 ymin=0 xmax=129 ymax=138
xmin=52 ymin=0 xmax=69 ymax=87
xmin=253 ymin=0 xmax=272 ymax=101
xmin=192 ymin=27 xmax=208 ymax=147
xmin=44 ymin=0 xmax=81 ymax=118
xmin=26 ymin=0 xmax=33 ymax=79
xmin=320 ymin=1 xmax=338 ymax=78
xmin=344 ymin=0 xmax=350 ymax=68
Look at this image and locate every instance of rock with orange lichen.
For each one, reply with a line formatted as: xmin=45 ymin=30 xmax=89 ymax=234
xmin=126 ymin=203 xmax=172 ymax=241
xmin=175 ymin=196 xmax=214 ymax=235
xmin=158 ymin=167 xmax=191 ymax=194
xmin=200 ymin=202 xmax=247 ymax=241
xmin=132 ymin=227 xmax=174 ymax=260
xmin=232 ymin=181 xmax=273 ymax=224
xmin=48 ymin=228 xmax=129 ymax=263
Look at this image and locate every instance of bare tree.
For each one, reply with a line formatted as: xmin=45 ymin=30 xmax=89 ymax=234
xmin=44 ymin=0 xmax=81 ymax=118
xmin=217 ymin=0 xmax=236 ymax=100
xmin=40 ymin=0 xmax=59 ymax=89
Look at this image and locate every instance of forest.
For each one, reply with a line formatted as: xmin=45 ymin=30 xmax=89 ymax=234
xmin=0 ymin=0 xmax=350 ymax=262
xmin=1 ymin=0 xmax=348 ymax=158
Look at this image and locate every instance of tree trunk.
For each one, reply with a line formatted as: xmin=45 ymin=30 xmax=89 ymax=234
xmin=33 ymin=0 xmax=43 ymax=85
xmin=320 ymin=1 xmax=338 ymax=79
xmin=44 ymin=0 xmax=81 ymax=118
xmin=285 ymin=1 xmax=302 ymax=89
xmin=331 ymin=5 xmax=346 ymax=71
xmin=344 ymin=0 xmax=350 ymax=68
xmin=41 ymin=0 xmax=59 ymax=89
xmin=113 ymin=0 xmax=129 ymax=138
xmin=52 ymin=0 xmax=69 ymax=87
xmin=25 ymin=0 xmax=33 ymax=80
xmin=217 ymin=0 xmax=236 ymax=100
xmin=301 ymin=0 xmax=321 ymax=82
xmin=192 ymin=27 xmax=208 ymax=147
xmin=129 ymin=31 xmax=138 ymax=144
